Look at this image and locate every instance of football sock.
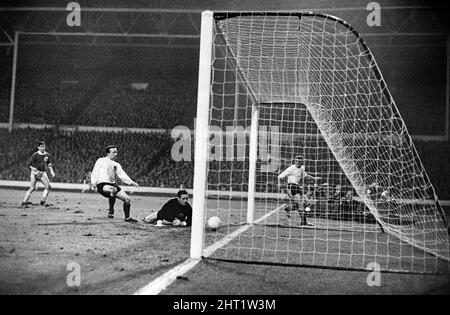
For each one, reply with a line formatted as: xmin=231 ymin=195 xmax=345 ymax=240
xmin=109 ymin=197 xmax=115 ymax=213
xmin=123 ymin=203 xmax=130 ymax=218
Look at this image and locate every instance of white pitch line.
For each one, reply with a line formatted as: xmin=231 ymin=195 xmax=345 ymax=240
xmin=134 ymin=257 xmax=202 ymax=295
xmin=203 ymin=204 xmax=286 ymax=257
xmin=134 ymin=204 xmax=286 ymax=295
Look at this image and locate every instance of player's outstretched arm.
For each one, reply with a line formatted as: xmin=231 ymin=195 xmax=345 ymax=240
xmin=130 ymin=180 xmax=139 ymax=187
xmin=278 ymin=166 xmax=291 ymax=180
xmin=305 ymin=173 xmax=321 ymax=181
xmin=48 ymin=166 xmax=56 ymax=178
xmin=115 ymin=164 xmax=139 ymax=186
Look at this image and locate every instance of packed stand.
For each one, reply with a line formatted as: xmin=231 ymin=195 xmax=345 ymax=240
xmin=0 ymin=129 xmax=449 ymax=201
xmin=0 ymin=128 xmax=189 ymax=188
xmin=75 ymin=76 xmax=197 ymax=129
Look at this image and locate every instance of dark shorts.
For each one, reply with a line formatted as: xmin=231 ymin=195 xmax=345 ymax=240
xmin=287 ymin=183 xmax=304 ymax=196
xmin=96 ymin=183 xmax=121 ymax=198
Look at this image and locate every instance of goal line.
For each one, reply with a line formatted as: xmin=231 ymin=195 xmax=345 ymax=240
xmin=134 ymin=204 xmax=286 ymax=295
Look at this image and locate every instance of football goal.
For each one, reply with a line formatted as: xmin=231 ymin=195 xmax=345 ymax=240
xmin=190 ymin=11 xmax=450 ymax=274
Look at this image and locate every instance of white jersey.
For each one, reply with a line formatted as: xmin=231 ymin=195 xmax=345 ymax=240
xmin=91 ymin=157 xmax=133 ymax=186
xmin=278 ymin=164 xmax=306 ymax=185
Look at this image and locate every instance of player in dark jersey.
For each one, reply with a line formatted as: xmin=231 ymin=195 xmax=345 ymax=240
xmin=21 ymin=142 xmax=56 ymax=208
xmin=143 ymin=190 xmax=192 ymax=226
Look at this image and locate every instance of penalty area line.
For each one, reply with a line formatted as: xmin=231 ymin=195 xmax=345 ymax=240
xmin=134 ymin=204 xmax=286 ymax=295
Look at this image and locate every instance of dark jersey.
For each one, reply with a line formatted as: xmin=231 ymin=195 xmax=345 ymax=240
xmin=157 ymin=198 xmax=192 ymax=226
xmin=29 ymin=151 xmax=52 ymax=172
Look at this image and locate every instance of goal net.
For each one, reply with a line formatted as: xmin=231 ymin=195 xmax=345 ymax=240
xmin=191 ymin=11 xmax=450 ymax=274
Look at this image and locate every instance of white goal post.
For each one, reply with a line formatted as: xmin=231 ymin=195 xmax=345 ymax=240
xmin=190 ymin=11 xmax=450 ymax=273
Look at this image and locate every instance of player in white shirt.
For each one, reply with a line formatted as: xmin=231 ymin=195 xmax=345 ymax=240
xmin=278 ymin=155 xmax=320 ymax=226
xmin=91 ymin=145 xmax=139 ymax=222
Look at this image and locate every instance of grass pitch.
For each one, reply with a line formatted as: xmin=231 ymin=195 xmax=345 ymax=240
xmin=0 ymin=188 xmax=449 ymax=295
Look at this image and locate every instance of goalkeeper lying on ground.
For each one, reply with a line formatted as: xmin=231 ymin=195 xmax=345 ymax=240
xmin=143 ymin=189 xmax=192 ymax=227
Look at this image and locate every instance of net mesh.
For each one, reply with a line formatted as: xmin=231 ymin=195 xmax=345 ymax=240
xmin=202 ymin=12 xmax=450 ymax=273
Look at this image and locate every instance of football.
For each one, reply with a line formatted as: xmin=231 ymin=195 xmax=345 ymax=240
xmin=207 ymin=216 xmax=221 ymax=230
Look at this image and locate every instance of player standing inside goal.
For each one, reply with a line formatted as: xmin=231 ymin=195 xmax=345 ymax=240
xmin=91 ymin=145 xmax=139 ymax=223
xmin=21 ymin=141 xmax=56 ymax=208
xmin=278 ymin=155 xmax=321 ymax=226
xmin=143 ymin=189 xmax=192 ymax=227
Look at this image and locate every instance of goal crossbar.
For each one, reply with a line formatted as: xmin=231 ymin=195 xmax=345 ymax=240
xmin=190 ymin=10 xmax=450 ymax=274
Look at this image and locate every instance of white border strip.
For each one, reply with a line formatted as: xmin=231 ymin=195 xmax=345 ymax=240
xmin=134 ymin=204 xmax=286 ymax=295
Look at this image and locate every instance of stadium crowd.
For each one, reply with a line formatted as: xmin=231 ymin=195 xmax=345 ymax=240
xmin=0 ymin=45 xmax=448 ymax=203
xmin=74 ymin=77 xmax=197 ymax=129
xmin=13 ymin=82 xmax=85 ymax=125
xmin=1 ymin=128 xmax=449 ymax=201
xmin=0 ymin=128 xmax=187 ymax=189
xmin=4 ymin=76 xmax=197 ymax=129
